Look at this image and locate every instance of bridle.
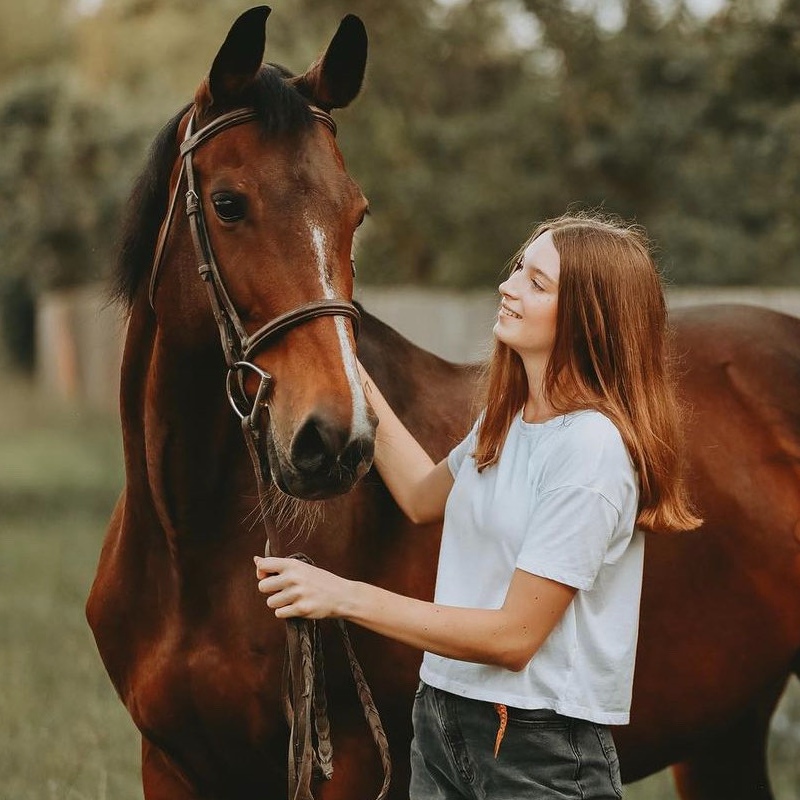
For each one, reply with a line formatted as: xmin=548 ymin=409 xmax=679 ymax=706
xmin=147 ymin=105 xmax=390 ymax=800
xmin=148 ymin=105 xmax=361 ymax=450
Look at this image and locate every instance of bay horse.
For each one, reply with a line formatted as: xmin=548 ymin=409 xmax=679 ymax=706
xmin=87 ymin=6 xmax=800 ymax=799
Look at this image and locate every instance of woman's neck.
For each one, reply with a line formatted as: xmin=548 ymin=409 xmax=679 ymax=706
xmin=519 ymin=357 xmax=557 ymax=423
xmin=522 ymin=378 xmax=558 ymax=424
xmin=522 ymin=398 xmax=559 ymax=423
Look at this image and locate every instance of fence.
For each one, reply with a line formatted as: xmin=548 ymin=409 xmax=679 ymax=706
xmin=34 ymin=284 xmax=800 ymax=411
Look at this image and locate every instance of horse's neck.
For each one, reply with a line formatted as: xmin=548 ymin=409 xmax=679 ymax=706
xmin=358 ymin=310 xmax=479 ymax=461
xmin=120 ymin=306 xmax=254 ymax=546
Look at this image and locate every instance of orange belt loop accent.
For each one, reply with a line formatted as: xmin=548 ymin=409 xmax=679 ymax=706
xmin=493 ymin=703 xmax=508 ymax=758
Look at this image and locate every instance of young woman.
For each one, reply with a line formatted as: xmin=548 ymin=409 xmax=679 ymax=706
xmin=255 ymin=213 xmax=701 ymax=799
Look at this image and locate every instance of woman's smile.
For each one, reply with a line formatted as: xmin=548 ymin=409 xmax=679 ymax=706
xmin=499 ymin=302 xmax=522 ymax=320
xmin=493 ymin=230 xmax=560 ymax=359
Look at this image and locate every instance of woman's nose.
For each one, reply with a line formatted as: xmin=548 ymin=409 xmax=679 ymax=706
xmin=499 ymin=275 xmax=517 ymax=297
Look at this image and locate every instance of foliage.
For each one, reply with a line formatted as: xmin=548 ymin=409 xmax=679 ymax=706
xmin=0 ymin=275 xmax=35 ymax=370
xmin=0 ymin=68 xmax=136 ymax=290
xmin=0 ymin=0 xmax=798 ymax=323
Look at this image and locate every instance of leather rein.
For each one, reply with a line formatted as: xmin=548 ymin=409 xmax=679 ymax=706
xmin=148 ymin=105 xmax=391 ymax=800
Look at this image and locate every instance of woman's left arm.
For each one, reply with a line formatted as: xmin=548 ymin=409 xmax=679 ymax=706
xmin=255 ymin=557 xmax=576 ymax=672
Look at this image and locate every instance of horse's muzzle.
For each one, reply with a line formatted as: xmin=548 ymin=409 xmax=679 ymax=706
xmin=269 ymin=414 xmax=375 ymax=499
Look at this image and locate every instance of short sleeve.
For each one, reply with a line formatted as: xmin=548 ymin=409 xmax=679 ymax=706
xmin=447 ymin=417 xmax=481 ymax=477
xmin=515 ymin=485 xmax=621 ymax=591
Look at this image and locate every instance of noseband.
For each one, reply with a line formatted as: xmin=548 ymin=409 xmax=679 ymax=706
xmin=148 ymin=105 xmax=361 ymax=436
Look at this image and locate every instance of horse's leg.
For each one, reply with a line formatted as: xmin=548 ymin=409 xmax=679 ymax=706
xmin=671 ymin=676 xmax=788 ymax=800
xmin=141 ymin=737 xmax=203 ymax=800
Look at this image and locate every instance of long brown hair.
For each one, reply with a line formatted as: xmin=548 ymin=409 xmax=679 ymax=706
xmin=474 ymin=212 xmax=701 ymax=533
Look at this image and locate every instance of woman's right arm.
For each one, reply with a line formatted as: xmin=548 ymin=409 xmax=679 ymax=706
xmin=359 ymin=362 xmax=454 ymax=525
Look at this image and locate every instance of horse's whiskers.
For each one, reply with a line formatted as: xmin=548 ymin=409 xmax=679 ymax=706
xmin=245 ymin=484 xmax=327 ymax=545
xmin=242 ymin=499 xmax=267 ymax=528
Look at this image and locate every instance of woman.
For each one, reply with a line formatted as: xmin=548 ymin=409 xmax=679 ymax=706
xmin=255 ymin=212 xmax=701 ymax=798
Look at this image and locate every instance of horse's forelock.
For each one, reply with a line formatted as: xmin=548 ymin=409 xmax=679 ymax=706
xmin=111 ymin=66 xmax=316 ymax=310
xmin=250 ymin=65 xmax=315 ymax=134
xmin=194 ymin=65 xmax=314 ymax=134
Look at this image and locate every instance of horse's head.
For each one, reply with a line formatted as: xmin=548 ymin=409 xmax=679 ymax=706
xmin=150 ymin=7 xmax=375 ymax=500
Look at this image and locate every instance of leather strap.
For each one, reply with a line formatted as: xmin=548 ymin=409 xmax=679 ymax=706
xmin=242 ymin=300 xmax=360 ymax=361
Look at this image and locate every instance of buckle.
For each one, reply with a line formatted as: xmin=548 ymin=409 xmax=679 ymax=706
xmin=225 ymin=361 xmax=273 ymax=426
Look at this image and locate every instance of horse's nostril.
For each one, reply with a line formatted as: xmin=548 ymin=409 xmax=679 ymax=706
xmin=290 ymin=417 xmax=331 ymax=473
xmin=290 ymin=416 xmax=374 ymax=478
xmin=340 ymin=436 xmax=374 ymax=474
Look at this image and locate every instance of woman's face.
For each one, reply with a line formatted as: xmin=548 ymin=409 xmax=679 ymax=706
xmin=493 ymin=230 xmax=561 ymax=360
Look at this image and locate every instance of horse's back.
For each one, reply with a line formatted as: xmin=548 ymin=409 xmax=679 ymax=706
xmin=619 ymin=304 xmax=800 ymax=780
xmin=674 ymin=302 xmax=800 ymax=388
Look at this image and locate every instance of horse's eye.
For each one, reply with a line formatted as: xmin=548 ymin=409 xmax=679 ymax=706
xmin=211 ymin=192 xmax=246 ymax=223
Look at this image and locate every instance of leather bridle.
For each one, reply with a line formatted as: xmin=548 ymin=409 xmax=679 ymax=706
xmin=147 ymin=105 xmax=390 ymax=800
xmin=148 ymin=105 xmax=361 ymax=441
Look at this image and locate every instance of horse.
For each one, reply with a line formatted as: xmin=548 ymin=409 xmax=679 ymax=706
xmin=87 ymin=6 xmax=800 ymax=799
xmin=615 ymin=302 xmax=800 ymax=799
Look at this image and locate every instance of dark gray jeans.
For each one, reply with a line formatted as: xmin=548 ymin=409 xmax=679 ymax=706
xmin=410 ymin=682 xmax=623 ymax=799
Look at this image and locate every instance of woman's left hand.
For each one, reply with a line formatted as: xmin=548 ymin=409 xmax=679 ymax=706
xmin=254 ymin=556 xmax=352 ymax=619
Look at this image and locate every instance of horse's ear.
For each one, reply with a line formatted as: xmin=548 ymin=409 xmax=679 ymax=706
xmin=291 ymin=15 xmax=367 ymax=111
xmin=203 ymin=6 xmax=270 ymax=110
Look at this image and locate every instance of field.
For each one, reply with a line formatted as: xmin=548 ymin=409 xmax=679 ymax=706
xmin=1 ymin=376 xmax=798 ymax=799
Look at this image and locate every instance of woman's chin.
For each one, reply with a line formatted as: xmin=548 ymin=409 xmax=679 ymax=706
xmin=493 ymin=321 xmax=514 ymax=346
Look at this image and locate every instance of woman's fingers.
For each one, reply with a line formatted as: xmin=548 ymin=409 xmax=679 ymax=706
xmin=253 ymin=556 xmax=347 ymax=620
xmin=264 ymin=587 xmax=298 ymax=609
xmin=257 ymin=574 xmax=308 ymax=618
xmin=253 ymin=556 xmax=320 ymax=618
xmin=254 ymin=555 xmax=289 ymax=579
xmin=257 ymin=574 xmax=286 ymax=594
xmin=355 ymin=360 xmax=373 ymax=391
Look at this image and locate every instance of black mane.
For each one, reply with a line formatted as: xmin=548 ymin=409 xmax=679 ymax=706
xmin=111 ymin=65 xmax=314 ymax=310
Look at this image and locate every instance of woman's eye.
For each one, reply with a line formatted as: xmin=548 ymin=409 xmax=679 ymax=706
xmin=211 ymin=192 xmax=246 ymax=222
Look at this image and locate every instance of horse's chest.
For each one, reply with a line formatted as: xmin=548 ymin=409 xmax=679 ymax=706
xmin=94 ymin=554 xmax=283 ymax=752
xmin=127 ymin=624 xmax=284 ymax=763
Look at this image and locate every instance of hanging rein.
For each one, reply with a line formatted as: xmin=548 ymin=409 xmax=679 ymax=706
xmin=148 ymin=105 xmax=391 ymax=800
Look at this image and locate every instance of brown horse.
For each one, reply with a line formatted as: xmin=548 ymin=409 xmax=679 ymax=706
xmin=87 ymin=7 xmax=800 ymax=800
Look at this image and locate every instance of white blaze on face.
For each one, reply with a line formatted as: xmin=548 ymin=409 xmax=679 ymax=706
xmin=307 ymin=216 xmax=372 ymax=439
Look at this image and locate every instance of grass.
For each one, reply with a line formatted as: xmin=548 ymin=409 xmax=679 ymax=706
xmin=0 ymin=375 xmax=797 ymax=799
xmin=0 ymin=378 xmax=140 ymax=800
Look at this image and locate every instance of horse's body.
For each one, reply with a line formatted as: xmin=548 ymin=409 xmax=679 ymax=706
xmin=618 ymin=303 xmax=800 ymax=798
xmin=87 ymin=8 xmax=800 ymax=800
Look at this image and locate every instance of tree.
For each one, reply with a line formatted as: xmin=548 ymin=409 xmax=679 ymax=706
xmin=2 ymin=0 xmax=799 ymax=314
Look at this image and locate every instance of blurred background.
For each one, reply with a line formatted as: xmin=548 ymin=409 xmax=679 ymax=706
xmin=1 ymin=0 xmax=799 ymax=797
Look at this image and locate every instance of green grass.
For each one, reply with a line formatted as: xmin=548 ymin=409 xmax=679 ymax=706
xmin=0 ymin=379 xmax=140 ymax=800
xmin=0 ymin=376 xmax=797 ymax=799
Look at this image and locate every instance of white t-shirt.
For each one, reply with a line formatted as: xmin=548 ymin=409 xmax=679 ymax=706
xmin=419 ymin=409 xmax=644 ymax=725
